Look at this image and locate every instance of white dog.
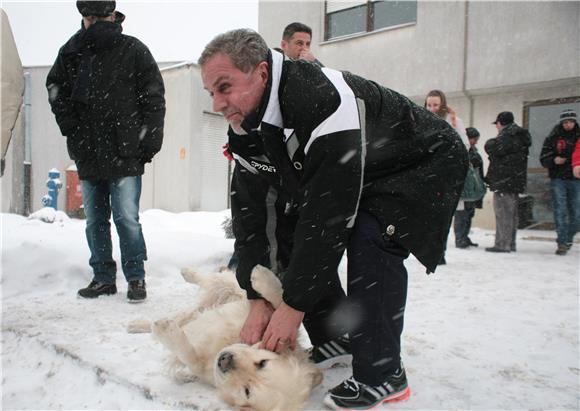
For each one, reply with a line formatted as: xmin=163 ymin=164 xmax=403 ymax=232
xmin=129 ymin=265 xmax=322 ymax=411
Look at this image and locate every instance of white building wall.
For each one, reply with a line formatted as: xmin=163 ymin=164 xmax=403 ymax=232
xmin=258 ymin=0 xmax=580 ymax=229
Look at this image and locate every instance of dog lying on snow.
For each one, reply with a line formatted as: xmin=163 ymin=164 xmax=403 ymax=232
xmin=128 ymin=265 xmax=322 ymax=411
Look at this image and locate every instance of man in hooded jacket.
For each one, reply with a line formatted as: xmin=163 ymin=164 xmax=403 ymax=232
xmin=46 ymin=1 xmax=165 ymax=302
xmin=485 ymin=111 xmax=531 ymax=253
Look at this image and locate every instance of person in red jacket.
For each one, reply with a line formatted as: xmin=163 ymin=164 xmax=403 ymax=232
xmin=573 ymin=136 xmax=580 ymax=179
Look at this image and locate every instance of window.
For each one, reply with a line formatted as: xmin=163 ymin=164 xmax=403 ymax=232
xmin=325 ymin=0 xmax=417 ymax=40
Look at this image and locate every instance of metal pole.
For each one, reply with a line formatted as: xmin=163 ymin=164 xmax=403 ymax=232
xmin=23 ymin=72 xmax=32 ymax=215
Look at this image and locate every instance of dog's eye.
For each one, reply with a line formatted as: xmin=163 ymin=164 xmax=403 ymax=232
xmin=244 ymin=386 xmax=251 ymax=398
xmin=256 ymin=359 xmax=268 ymax=369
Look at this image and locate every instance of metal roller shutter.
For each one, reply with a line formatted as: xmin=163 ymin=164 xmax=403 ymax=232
xmin=199 ymin=112 xmax=229 ymax=211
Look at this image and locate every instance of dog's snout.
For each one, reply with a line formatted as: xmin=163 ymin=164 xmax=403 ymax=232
xmin=218 ymin=351 xmax=234 ymax=372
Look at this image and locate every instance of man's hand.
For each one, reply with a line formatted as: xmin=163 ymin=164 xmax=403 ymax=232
xmin=298 ymin=49 xmax=316 ymax=62
xmin=260 ymin=302 xmax=305 ymax=353
xmin=574 ymin=165 xmax=580 ymax=179
xmin=240 ymin=299 xmax=274 ymax=345
xmin=554 ymin=156 xmax=567 ymax=165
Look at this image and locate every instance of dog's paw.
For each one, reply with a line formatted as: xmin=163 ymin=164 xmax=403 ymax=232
xmin=180 ymin=267 xmax=201 ymax=284
xmin=127 ymin=318 xmax=151 ymax=334
xmin=151 ymin=318 xmax=179 ymax=341
xmin=251 ymin=265 xmax=283 ymax=308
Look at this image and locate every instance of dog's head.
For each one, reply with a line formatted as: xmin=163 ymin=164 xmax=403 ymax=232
xmin=214 ymin=343 xmax=322 ymax=411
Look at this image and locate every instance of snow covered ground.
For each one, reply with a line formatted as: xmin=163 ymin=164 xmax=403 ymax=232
xmin=1 ymin=209 xmax=579 ymax=410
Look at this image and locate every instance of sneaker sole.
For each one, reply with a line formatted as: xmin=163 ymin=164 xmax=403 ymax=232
xmin=316 ymin=354 xmax=353 ymax=369
xmin=323 ymin=386 xmax=411 ymax=410
xmin=127 ymin=297 xmax=146 ymax=304
xmin=77 ymin=292 xmax=117 ymax=299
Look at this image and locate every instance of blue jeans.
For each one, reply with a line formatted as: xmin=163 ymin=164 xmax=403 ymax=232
xmin=81 ymin=176 xmax=147 ymax=283
xmin=454 ymin=202 xmax=476 ymax=246
xmin=551 ymin=179 xmax=580 ymax=246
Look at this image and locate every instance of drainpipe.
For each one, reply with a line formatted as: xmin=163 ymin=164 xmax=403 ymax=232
xmin=462 ymin=0 xmax=474 ymax=125
xmin=23 ymin=72 xmax=32 ymax=215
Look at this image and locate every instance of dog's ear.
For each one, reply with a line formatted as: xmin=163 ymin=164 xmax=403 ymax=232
xmin=308 ymin=367 xmax=323 ymax=388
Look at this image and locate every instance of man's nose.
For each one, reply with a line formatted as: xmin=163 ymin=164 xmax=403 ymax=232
xmin=212 ymin=94 xmax=227 ymax=113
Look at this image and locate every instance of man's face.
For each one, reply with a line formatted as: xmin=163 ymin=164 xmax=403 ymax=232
xmin=562 ymin=119 xmax=575 ymax=131
xmin=201 ymin=53 xmax=268 ymax=134
xmin=281 ymin=32 xmax=311 ymax=60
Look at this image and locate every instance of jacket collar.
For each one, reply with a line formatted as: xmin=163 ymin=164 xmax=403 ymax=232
xmin=241 ymin=49 xmax=286 ymax=133
xmin=61 ymin=21 xmax=122 ymax=56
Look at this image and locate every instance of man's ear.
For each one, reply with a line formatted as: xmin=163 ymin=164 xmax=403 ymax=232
xmin=280 ymin=40 xmax=287 ymax=52
xmin=257 ymin=61 xmax=269 ymax=85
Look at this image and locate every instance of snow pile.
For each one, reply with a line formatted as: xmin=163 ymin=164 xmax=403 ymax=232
xmin=1 ymin=209 xmax=579 ymax=410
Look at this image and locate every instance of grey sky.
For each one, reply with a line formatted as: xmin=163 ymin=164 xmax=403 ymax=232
xmin=2 ymin=0 xmax=258 ymax=66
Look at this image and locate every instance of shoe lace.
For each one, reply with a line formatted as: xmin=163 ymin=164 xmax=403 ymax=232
xmin=343 ymin=376 xmax=361 ymax=392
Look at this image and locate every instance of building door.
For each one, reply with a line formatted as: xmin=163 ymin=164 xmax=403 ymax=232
xmin=523 ymin=97 xmax=580 ymax=228
xmin=199 ymin=112 xmax=229 ymax=211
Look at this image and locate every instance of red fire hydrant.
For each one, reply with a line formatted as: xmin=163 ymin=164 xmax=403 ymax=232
xmin=66 ymin=164 xmax=84 ymax=218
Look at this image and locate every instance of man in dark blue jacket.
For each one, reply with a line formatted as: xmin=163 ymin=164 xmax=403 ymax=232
xmin=46 ymin=1 xmax=165 ymax=302
xmin=199 ymin=29 xmax=467 ymax=410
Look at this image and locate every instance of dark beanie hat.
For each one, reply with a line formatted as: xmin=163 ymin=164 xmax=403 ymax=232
xmin=492 ymin=111 xmax=514 ymax=126
xmin=466 ymin=127 xmax=480 ymax=139
xmin=76 ymin=1 xmax=116 ymax=17
xmin=560 ymin=109 xmax=577 ymax=123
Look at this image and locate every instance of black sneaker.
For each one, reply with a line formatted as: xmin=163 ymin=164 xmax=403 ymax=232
xmin=485 ymin=247 xmax=510 ymax=253
xmin=324 ymin=367 xmax=411 ymax=410
xmin=467 ymin=238 xmax=479 ymax=247
xmin=309 ymin=335 xmax=352 ymax=369
xmin=77 ymin=281 xmax=117 ymax=299
xmin=127 ymin=279 xmax=147 ymax=302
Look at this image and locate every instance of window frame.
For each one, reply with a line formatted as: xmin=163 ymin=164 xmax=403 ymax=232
xmin=324 ymin=0 xmax=417 ymax=41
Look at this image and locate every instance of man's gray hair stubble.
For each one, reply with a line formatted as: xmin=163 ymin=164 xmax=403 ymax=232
xmin=198 ymin=29 xmax=269 ymax=73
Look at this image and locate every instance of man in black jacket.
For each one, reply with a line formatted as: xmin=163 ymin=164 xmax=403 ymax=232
xmin=280 ymin=22 xmax=318 ymax=63
xmin=540 ymin=109 xmax=580 ymax=255
xmin=454 ymin=127 xmax=485 ymax=248
xmin=484 ymin=112 xmax=531 ymax=253
xmin=199 ymin=29 xmax=467 ymax=410
xmin=46 ymin=1 xmax=165 ymax=302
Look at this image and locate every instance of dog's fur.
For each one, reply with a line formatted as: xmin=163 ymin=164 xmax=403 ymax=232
xmin=129 ymin=265 xmax=322 ymax=411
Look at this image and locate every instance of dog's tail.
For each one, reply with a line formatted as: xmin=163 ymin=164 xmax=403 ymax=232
xmin=127 ymin=318 xmax=152 ymax=334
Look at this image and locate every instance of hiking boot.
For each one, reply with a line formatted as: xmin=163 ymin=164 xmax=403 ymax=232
xmin=309 ymin=334 xmax=352 ymax=368
xmin=127 ymin=279 xmax=147 ymax=302
xmin=555 ymin=244 xmax=568 ymax=256
xmin=77 ymin=280 xmax=117 ymax=299
xmin=324 ymin=366 xmax=411 ymax=410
